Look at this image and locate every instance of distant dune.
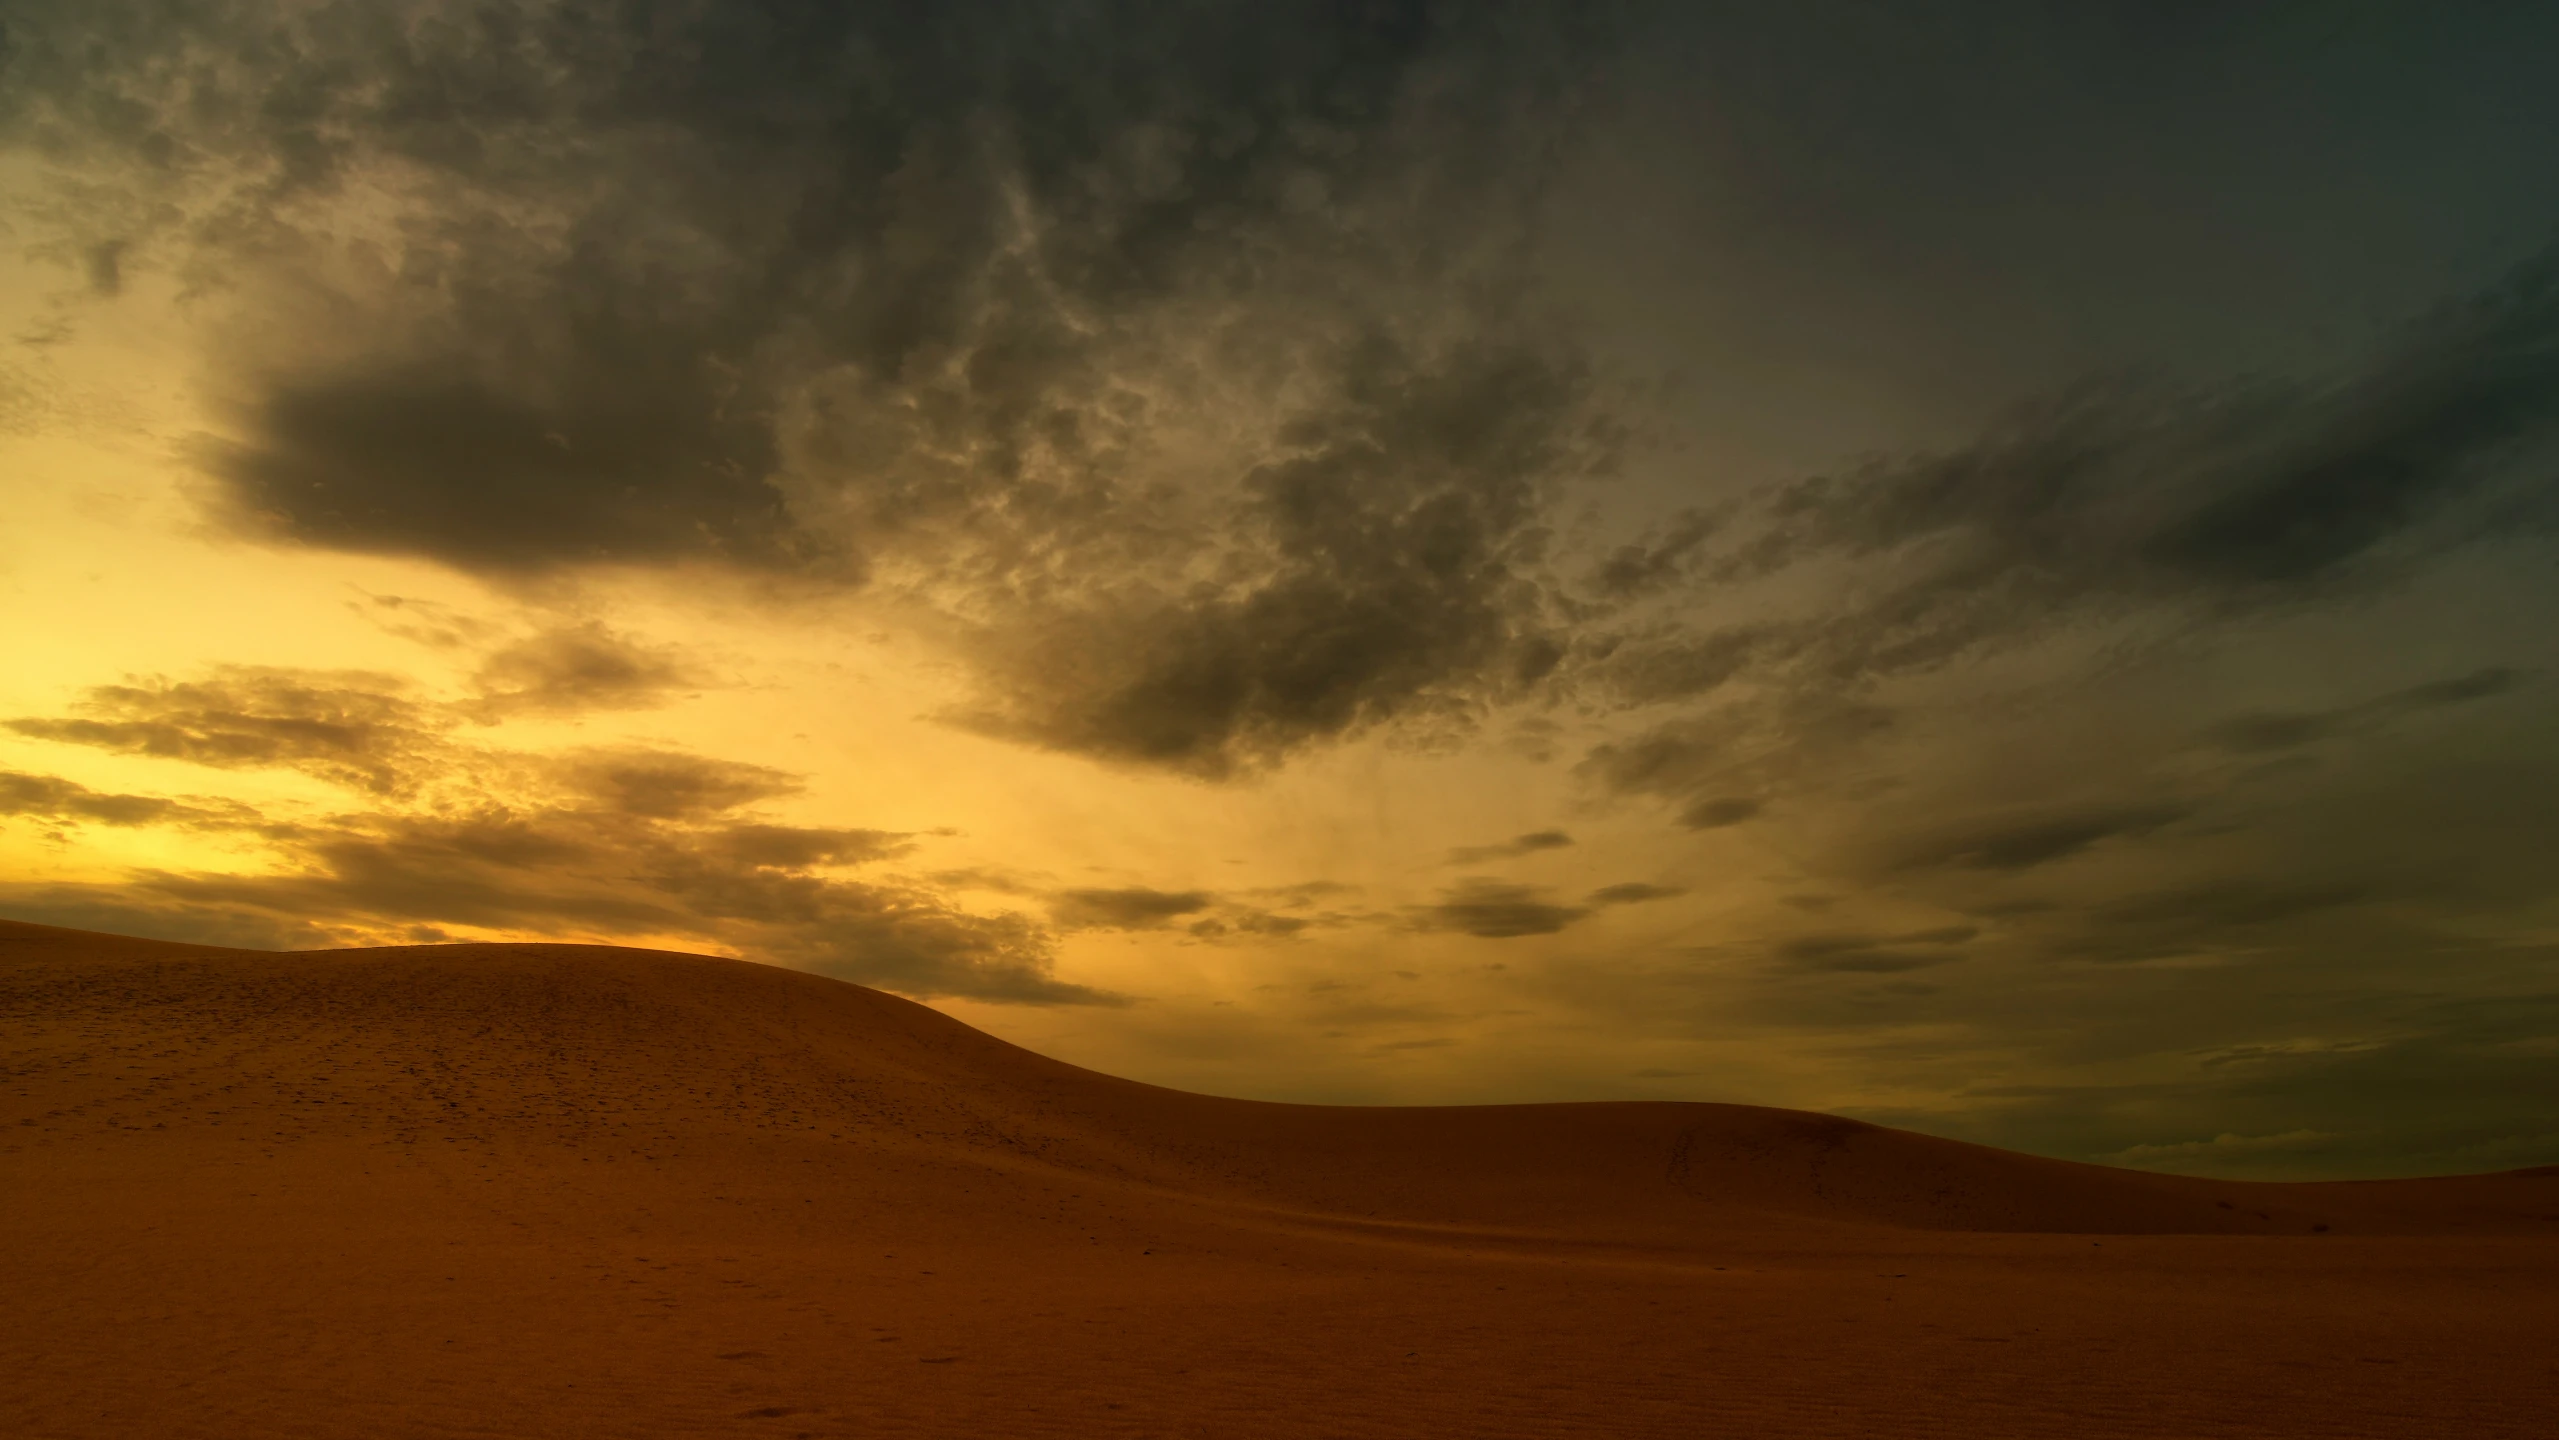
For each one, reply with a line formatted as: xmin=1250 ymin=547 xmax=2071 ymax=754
xmin=5 ymin=919 xmax=2554 ymax=1437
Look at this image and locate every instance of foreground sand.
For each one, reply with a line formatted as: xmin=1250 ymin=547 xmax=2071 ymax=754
xmin=4 ymin=920 xmax=2554 ymax=1437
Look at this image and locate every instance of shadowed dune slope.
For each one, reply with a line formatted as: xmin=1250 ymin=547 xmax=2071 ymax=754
xmin=4 ymin=919 xmax=2548 ymax=1238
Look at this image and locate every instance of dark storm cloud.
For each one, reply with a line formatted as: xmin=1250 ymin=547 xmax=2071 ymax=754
xmin=0 ymin=0 xmax=1618 ymax=777
xmin=0 ymin=666 xmax=1109 ymax=1003
xmin=0 ymin=0 xmax=1589 ymax=564
xmin=1446 ymin=829 xmax=1574 ymax=865
xmin=11 ymin=0 xmax=1540 ymax=569
xmin=1416 ymin=879 xmax=1587 ymax=939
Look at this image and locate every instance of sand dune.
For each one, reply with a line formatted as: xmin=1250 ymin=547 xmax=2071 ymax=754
xmin=5 ymin=919 xmax=2554 ymax=1437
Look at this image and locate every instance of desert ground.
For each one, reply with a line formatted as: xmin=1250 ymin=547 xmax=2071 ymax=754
xmin=3 ymin=918 xmax=2554 ymax=1438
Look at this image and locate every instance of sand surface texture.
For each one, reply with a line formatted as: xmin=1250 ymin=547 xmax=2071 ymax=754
xmin=5 ymin=919 xmax=2555 ymax=1437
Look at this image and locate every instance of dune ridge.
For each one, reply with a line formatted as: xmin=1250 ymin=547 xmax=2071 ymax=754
xmin=6 ymin=919 xmax=2555 ymax=1438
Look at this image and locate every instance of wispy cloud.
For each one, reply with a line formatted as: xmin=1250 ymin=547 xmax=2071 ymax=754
xmin=1447 ymin=829 xmax=1575 ymax=865
xmin=0 ymin=668 xmax=1115 ymax=1004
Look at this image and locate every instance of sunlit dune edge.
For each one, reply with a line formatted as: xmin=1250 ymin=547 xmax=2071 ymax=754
xmin=6 ymin=917 xmax=2555 ymax=1438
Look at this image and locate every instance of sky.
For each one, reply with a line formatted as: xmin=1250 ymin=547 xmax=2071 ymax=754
xmin=4 ymin=0 xmax=2557 ymax=1180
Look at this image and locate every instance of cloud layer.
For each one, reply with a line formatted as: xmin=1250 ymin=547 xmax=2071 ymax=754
xmin=0 ymin=664 xmax=1109 ymax=1004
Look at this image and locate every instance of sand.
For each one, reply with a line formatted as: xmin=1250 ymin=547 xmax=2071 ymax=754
xmin=4 ymin=918 xmax=2554 ymax=1437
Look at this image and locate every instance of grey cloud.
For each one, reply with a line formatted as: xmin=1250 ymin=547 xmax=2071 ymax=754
xmin=0 ymin=887 xmax=354 ymax=952
xmin=1175 ymin=884 xmax=1372 ymax=941
xmin=207 ymin=371 xmax=804 ymax=573
xmin=1786 ymin=951 xmax=1945 ymax=976
xmin=1732 ymin=249 xmax=2559 ymax=683
xmin=6 ymin=667 xmax=760 ymax=811
xmin=2095 ymin=882 xmax=2370 ymax=931
xmin=1585 ymin=626 xmax=1770 ymax=707
xmin=769 ymin=901 xmax=1094 ymax=1004
xmin=157 ymin=815 xmax=686 ymax=936
xmin=1574 ymin=695 xmax=1888 ymax=829
xmin=352 ymin=594 xmax=506 ymax=652
xmin=2205 ymin=666 xmax=2525 ymax=754
xmin=83 ymin=240 xmax=125 ymax=297
xmin=0 ymin=771 xmax=251 ymax=830
xmin=1417 ymin=879 xmax=1588 ymax=939
xmin=1187 ymin=912 xmax=1307 ymax=941
xmin=0 ymin=665 xmax=1106 ymax=1003
xmin=1048 ymin=887 xmax=1215 ymax=930
xmin=2206 ymin=711 xmax=2339 ymax=756
xmin=1561 ymin=259 xmax=2558 ymax=844
xmin=5 ymin=670 xmax=440 ymax=795
xmin=1773 ymin=926 xmax=1973 ymax=974
xmin=710 ymin=825 xmax=912 ymax=870
xmin=2038 ymin=881 xmax=2379 ymax=965
xmin=552 ymin=750 xmax=801 ymax=820
xmin=1588 ymin=882 xmax=1684 ymax=906
xmin=1880 ymin=989 xmax=2559 ymax=1181
xmin=958 ymin=337 xmax=1613 ymax=776
xmin=2391 ymin=666 xmax=2529 ymax=708
xmin=1891 ymin=803 xmax=2190 ymax=873
xmin=1223 ymin=910 xmax=1315 ymax=938
xmin=1244 ymin=880 xmax=1361 ymax=907
xmin=1587 ymin=508 xmax=1720 ymax=599
xmin=1447 ymin=828 xmax=1575 ymax=865
xmin=1577 ymin=727 xmax=1713 ymax=797
xmin=1679 ymin=796 xmax=1762 ymax=829
xmin=467 ymin=624 xmax=704 ymax=718
xmin=133 ymin=805 xmax=1103 ymax=1004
